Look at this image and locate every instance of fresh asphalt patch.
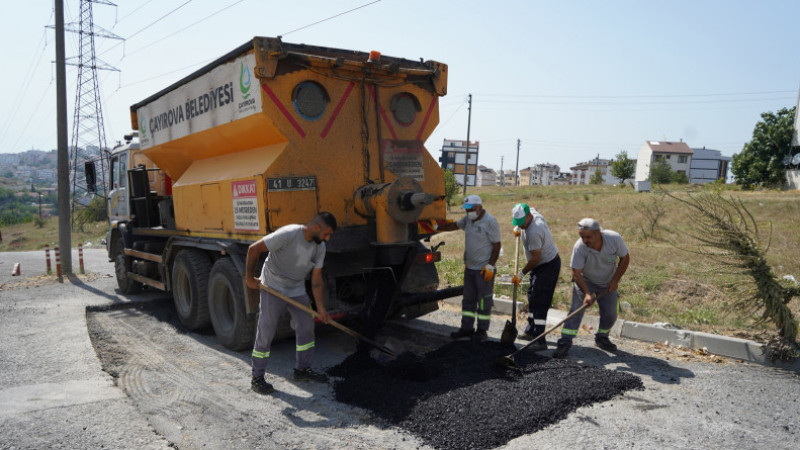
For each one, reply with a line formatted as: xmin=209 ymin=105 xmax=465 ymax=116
xmin=329 ymin=340 xmax=644 ymax=450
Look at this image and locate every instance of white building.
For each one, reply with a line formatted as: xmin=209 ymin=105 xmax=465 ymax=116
xmin=689 ymin=147 xmax=730 ymax=183
xmin=476 ymin=165 xmax=498 ymax=186
xmin=570 ymin=157 xmax=618 ymax=185
xmin=635 ymin=141 xmax=693 ymax=182
xmin=439 ymin=139 xmax=479 ymax=187
xmin=519 ymin=163 xmax=561 ymax=186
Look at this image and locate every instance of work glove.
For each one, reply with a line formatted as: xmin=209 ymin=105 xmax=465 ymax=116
xmin=511 ymin=271 xmax=524 ymax=287
xmin=480 ymin=264 xmax=495 ymax=282
xmin=513 ymin=226 xmax=521 ymax=237
xmin=430 ymin=219 xmax=439 ymax=232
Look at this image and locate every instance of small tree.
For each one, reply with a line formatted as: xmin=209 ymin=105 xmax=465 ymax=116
xmin=610 ymin=150 xmax=636 ymax=185
xmin=443 ymin=169 xmax=458 ymax=208
xmin=731 ymin=106 xmax=795 ymax=188
xmin=649 ymin=158 xmax=673 ymax=184
xmin=589 ymin=169 xmax=605 ymax=185
xmin=671 ymin=171 xmax=689 ymax=184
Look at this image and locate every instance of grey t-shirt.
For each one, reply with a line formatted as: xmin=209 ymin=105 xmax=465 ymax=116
xmin=521 ymin=211 xmax=559 ymax=267
xmin=570 ymin=230 xmax=628 ymax=286
xmin=259 ymin=224 xmax=326 ymax=297
xmin=456 ymin=211 xmax=501 ymax=270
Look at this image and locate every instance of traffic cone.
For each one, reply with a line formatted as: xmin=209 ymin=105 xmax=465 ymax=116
xmin=11 ymin=263 xmax=20 ymax=276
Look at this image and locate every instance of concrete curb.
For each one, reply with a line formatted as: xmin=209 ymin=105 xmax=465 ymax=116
xmin=444 ymin=296 xmax=800 ymax=372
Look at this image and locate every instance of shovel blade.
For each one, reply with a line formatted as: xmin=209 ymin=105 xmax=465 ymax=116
xmin=495 ymin=354 xmax=520 ymax=370
xmin=500 ymin=319 xmax=518 ymax=346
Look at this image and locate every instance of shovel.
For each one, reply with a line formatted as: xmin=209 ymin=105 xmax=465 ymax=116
xmin=259 ymin=283 xmax=398 ymax=358
xmin=496 ymin=289 xmax=609 ymax=369
xmin=500 ymin=233 xmax=521 ymax=346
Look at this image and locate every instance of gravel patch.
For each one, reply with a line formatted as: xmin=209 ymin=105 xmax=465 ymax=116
xmin=330 ymin=340 xmax=643 ymax=449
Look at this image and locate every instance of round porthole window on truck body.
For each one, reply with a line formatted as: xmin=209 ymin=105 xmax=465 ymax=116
xmin=292 ymin=81 xmax=329 ymax=120
xmin=390 ymin=92 xmax=421 ymax=126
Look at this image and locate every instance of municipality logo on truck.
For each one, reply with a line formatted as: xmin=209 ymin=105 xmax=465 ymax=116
xmin=136 ymin=53 xmax=262 ymax=149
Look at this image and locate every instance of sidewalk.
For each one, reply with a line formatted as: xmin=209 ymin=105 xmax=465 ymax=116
xmin=442 ymin=296 xmax=800 ymax=372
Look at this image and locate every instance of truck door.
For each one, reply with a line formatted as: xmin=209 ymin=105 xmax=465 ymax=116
xmin=108 ymin=153 xmax=129 ymax=221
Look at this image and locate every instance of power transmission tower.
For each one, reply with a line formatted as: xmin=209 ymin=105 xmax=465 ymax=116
xmin=66 ymin=0 xmax=122 ymax=230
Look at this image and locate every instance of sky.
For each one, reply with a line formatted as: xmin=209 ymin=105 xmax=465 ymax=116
xmin=1 ymin=0 xmax=799 ymax=174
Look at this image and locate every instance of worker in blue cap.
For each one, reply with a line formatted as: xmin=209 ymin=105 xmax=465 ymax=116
xmin=436 ymin=194 xmax=501 ymax=342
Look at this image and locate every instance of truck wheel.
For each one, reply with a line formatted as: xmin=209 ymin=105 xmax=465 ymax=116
xmin=171 ymin=249 xmax=212 ymax=330
xmin=114 ymin=238 xmax=143 ymax=294
xmin=208 ymin=258 xmax=255 ymax=351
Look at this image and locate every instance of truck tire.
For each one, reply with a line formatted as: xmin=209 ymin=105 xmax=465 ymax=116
xmin=113 ymin=237 xmax=143 ymax=295
xmin=171 ymin=249 xmax=212 ymax=330
xmin=207 ymin=258 xmax=256 ymax=351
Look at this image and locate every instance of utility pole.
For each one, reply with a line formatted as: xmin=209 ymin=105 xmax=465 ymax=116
xmin=499 ymin=156 xmax=504 ymax=186
xmin=55 ymin=0 xmax=72 ymax=275
xmin=463 ymin=94 xmax=472 ymax=195
xmin=514 ymin=139 xmax=520 ymax=186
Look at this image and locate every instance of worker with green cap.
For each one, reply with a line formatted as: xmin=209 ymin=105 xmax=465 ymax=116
xmin=511 ymin=203 xmax=561 ymax=351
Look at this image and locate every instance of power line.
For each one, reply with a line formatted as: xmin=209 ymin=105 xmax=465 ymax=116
xmin=123 ymin=0 xmax=247 ymax=58
xmin=97 ymin=0 xmax=197 ymax=58
xmin=279 ymin=0 xmax=383 ymax=38
xmin=113 ymin=0 xmax=158 ymax=26
xmin=0 ymin=9 xmax=54 ymax=151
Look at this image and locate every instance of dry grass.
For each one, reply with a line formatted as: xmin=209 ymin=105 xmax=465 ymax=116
xmin=0 ymin=216 xmax=107 ymax=252
xmin=430 ymin=184 xmax=800 ymax=340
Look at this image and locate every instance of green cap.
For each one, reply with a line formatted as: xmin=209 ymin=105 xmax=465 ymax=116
xmin=511 ymin=203 xmax=530 ymax=226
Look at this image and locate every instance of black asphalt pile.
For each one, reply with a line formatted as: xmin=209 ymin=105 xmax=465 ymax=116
xmin=329 ymin=340 xmax=643 ymax=450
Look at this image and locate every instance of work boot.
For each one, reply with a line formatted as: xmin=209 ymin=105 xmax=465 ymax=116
xmin=293 ymin=368 xmax=328 ymax=383
xmin=472 ymin=329 xmax=488 ymax=342
xmin=450 ymin=328 xmax=474 ymax=339
xmin=251 ymin=376 xmax=274 ymax=395
xmin=595 ymin=336 xmax=618 ymax=352
xmin=528 ymin=339 xmax=547 ymax=352
xmin=552 ymin=342 xmax=571 ymax=359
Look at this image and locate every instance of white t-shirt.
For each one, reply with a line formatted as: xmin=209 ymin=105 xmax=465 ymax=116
xmin=259 ymin=224 xmax=326 ymax=297
xmin=521 ymin=212 xmax=559 ymax=267
xmin=570 ymin=230 xmax=628 ymax=286
xmin=456 ymin=211 xmax=501 ymax=270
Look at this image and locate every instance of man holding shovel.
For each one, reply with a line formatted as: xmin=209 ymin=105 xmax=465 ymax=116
xmin=436 ymin=194 xmax=501 ymax=342
xmin=245 ymin=212 xmax=337 ymax=395
xmin=553 ymin=218 xmax=630 ymax=359
xmin=510 ymin=203 xmax=561 ymax=351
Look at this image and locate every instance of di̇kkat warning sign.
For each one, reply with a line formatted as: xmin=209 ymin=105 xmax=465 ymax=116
xmin=383 ymin=139 xmax=425 ymax=181
xmin=232 ymin=180 xmax=260 ymax=231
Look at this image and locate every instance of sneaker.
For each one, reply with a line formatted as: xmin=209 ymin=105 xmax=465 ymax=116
xmin=450 ymin=328 xmax=474 ymax=339
xmin=595 ymin=336 xmax=618 ymax=352
xmin=293 ymin=368 xmax=328 ymax=383
xmin=472 ymin=329 xmax=488 ymax=342
xmin=552 ymin=342 xmax=571 ymax=359
xmin=528 ymin=339 xmax=548 ymax=352
xmin=251 ymin=376 xmax=274 ymax=395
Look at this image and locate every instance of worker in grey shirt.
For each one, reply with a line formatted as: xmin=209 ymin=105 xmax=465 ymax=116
xmin=436 ymin=194 xmax=502 ymax=342
xmin=511 ymin=203 xmax=561 ymax=351
xmin=553 ymin=218 xmax=630 ymax=359
xmin=245 ymin=212 xmax=337 ymax=395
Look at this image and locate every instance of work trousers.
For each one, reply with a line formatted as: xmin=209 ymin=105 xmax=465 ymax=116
xmin=251 ymin=288 xmax=315 ymax=378
xmin=460 ymin=268 xmax=494 ymax=332
xmin=557 ymin=280 xmax=619 ymax=346
xmin=525 ymin=254 xmax=561 ymax=339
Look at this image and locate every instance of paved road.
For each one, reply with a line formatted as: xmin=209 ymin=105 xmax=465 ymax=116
xmin=1 ymin=249 xmax=799 ymax=449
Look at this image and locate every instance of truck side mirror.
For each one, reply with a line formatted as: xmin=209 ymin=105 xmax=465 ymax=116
xmin=85 ymin=161 xmax=97 ymax=193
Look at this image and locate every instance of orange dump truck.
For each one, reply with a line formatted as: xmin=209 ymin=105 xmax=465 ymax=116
xmin=98 ymin=37 xmax=460 ymax=350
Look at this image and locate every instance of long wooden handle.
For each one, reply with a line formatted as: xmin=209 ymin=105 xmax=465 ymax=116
xmin=258 ymin=283 xmax=396 ymax=357
xmin=511 ymin=289 xmax=609 ymax=357
xmin=511 ymin=303 xmax=589 ymax=357
xmin=511 ymin=233 xmax=520 ymax=324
